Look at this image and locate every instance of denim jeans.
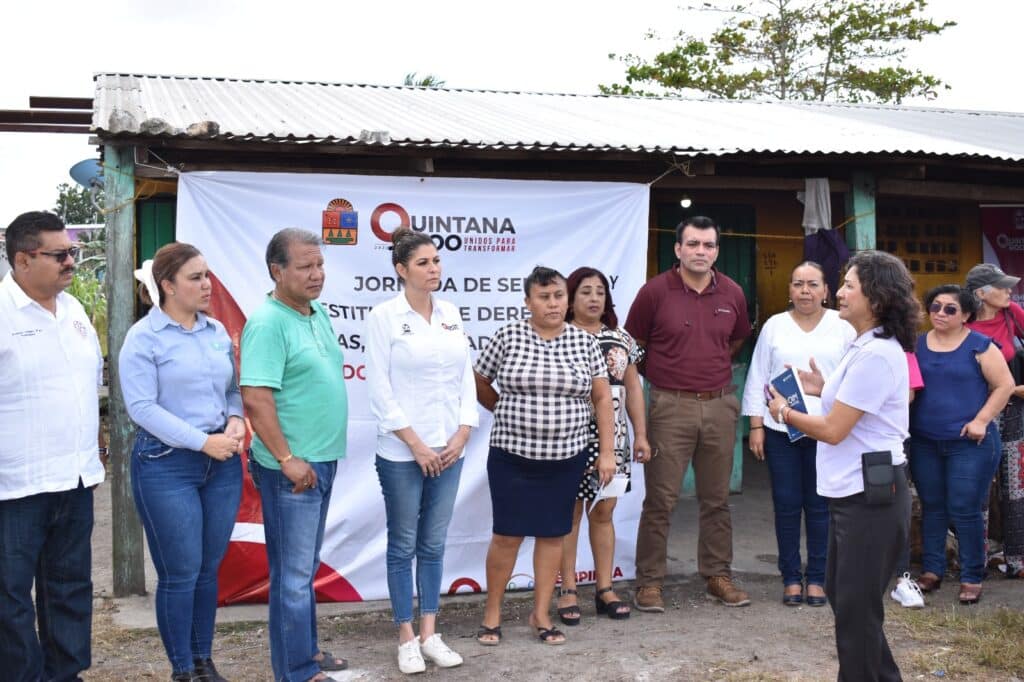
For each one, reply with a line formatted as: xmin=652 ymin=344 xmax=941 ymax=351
xmin=909 ymin=426 xmax=1001 ymax=584
xmin=250 ymin=458 xmax=336 ymax=682
xmin=131 ymin=429 xmax=242 ymax=674
xmin=375 ymin=455 xmax=464 ymax=624
xmin=764 ymin=428 xmax=829 ymax=586
xmin=0 ymin=481 xmax=94 ymax=682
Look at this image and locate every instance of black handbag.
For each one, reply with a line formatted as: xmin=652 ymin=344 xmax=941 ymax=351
xmin=1004 ymin=310 xmax=1024 ymax=386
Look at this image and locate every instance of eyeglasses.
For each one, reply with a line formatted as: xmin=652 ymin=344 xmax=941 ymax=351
xmin=29 ymin=247 xmax=80 ymax=263
xmin=929 ymin=302 xmax=960 ymax=316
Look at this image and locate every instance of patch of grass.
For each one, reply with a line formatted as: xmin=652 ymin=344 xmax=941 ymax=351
xmin=891 ymin=606 xmax=1024 ymax=678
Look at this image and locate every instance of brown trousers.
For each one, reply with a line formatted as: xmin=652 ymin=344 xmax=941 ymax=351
xmin=635 ymin=387 xmax=739 ymax=583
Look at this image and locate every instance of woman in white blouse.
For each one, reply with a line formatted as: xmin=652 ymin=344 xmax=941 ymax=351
xmin=742 ymin=261 xmax=854 ymax=606
xmin=365 ymin=228 xmax=479 ymax=675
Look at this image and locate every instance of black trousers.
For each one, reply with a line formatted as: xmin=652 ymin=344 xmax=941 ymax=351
xmin=826 ymin=467 xmax=910 ymax=682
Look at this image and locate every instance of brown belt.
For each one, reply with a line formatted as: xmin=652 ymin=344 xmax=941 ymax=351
xmin=652 ymin=386 xmax=731 ymax=401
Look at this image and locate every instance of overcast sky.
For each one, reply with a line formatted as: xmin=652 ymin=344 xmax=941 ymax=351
xmin=0 ymin=0 xmax=1020 ymax=223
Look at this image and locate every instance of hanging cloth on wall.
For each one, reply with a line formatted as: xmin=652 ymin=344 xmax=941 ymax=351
xmin=798 ymin=178 xmax=848 ymax=300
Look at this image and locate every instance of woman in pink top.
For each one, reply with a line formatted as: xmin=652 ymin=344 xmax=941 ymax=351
xmin=965 ymin=263 xmax=1024 ymax=578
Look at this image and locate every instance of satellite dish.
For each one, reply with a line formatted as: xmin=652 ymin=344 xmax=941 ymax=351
xmin=69 ymin=159 xmax=104 ymax=189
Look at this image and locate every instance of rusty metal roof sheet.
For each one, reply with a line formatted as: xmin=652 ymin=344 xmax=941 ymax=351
xmin=91 ymin=73 xmax=1024 ymax=161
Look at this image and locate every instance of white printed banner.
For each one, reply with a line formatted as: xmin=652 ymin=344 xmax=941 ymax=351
xmin=176 ymin=171 xmax=649 ymax=603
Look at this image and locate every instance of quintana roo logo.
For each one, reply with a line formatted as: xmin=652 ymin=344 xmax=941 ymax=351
xmin=322 ymin=198 xmax=359 ymax=246
xmin=371 ymin=202 xmax=462 ymax=250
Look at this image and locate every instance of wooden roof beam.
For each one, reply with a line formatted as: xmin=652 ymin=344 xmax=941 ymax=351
xmin=29 ymin=96 xmax=94 ymax=110
xmin=0 ymin=110 xmax=92 ymax=124
xmin=878 ymin=178 xmax=1024 ymax=202
xmin=0 ymin=123 xmax=91 ymax=134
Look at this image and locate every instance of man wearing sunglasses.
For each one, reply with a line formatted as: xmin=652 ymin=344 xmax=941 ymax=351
xmin=0 ymin=211 xmax=105 ymax=682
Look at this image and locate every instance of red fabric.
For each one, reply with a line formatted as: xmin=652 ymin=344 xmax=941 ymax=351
xmin=217 ymin=541 xmax=362 ymax=605
xmin=967 ymin=301 xmax=1024 ymax=362
xmin=624 ymin=266 xmax=751 ymax=392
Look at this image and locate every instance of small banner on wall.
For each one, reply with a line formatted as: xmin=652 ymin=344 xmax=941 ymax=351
xmin=176 ymin=171 xmax=650 ymax=604
xmin=981 ymin=205 xmax=1024 ymax=302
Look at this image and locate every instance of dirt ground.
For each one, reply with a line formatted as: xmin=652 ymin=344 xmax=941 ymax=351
xmin=84 ymin=481 xmax=1024 ymax=681
xmin=85 ymin=574 xmax=1024 ymax=682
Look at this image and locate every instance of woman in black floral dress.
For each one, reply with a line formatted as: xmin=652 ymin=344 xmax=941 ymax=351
xmin=557 ymin=267 xmax=651 ymax=623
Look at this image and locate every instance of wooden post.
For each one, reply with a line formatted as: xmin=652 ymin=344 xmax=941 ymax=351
xmin=845 ymin=171 xmax=877 ymax=251
xmin=104 ymin=144 xmax=146 ymax=596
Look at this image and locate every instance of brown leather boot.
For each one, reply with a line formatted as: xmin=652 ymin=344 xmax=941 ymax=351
xmin=633 ymin=585 xmax=665 ymax=613
xmin=706 ymin=576 xmax=751 ymax=607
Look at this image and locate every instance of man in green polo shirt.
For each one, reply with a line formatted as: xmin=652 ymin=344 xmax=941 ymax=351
xmin=240 ymin=228 xmax=349 ymax=682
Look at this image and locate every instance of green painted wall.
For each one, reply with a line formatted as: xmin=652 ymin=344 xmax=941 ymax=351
xmin=136 ymin=198 xmax=176 ymax=262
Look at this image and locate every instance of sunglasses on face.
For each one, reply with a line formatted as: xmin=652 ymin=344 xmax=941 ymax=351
xmin=929 ymin=302 xmax=960 ymax=316
xmin=29 ymin=246 xmax=80 ymax=263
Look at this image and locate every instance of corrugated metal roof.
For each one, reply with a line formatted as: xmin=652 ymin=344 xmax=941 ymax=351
xmin=92 ymin=73 xmax=1024 ymax=162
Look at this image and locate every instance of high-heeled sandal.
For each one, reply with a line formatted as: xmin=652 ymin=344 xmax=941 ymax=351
xmin=958 ymin=583 xmax=982 ymax=605
xmin=556 ymin=587 xmax=582 ymax=626
xmin=595 ymin=586 xmax=631 ymax=619
xmin=916 ymin=572 xmax=942 ymax=593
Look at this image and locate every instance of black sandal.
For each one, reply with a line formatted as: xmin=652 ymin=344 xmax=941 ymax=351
xmin=534 ymin=625 xmax=566 ymax=646
xmin=314 ymin=650 xmax=348 ymax=671
xmin=557 ymin=588 xmax=582 ymax=626
xmin=476 ymin=624 xmax=502 ymax=646
xmin=595 ymin=586 xmax=631 ymax=619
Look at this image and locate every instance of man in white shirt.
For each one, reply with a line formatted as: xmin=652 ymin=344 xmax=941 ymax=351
xmin=0 ymin=211 xmax=105 ymax=682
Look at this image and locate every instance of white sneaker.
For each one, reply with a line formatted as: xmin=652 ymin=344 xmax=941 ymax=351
xmin=419 ymin=633 xmax=463 ymax=668
xmin=397 ymin=638 xmax=426 ymax=674
xmin=890 ymin=573 xmax=925 ymax=608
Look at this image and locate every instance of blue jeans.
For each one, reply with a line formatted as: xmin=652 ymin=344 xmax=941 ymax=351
xmin=909 ymin=427 xmax=1001 ymax=584
xmin=764 ymin=428 xmax=829 ymax=586
xmin=0 ymin=482 xmax=93 ymax=682
xmin=375 ymin=455 xmax=463 ymax=625
xmin=131 ymin=429 xmax=242 ymax=674
xmin=250 ymin=458 xmax=336 ymax=682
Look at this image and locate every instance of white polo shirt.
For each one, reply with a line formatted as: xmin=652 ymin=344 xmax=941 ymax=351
xmin=816 ymin=329 xmax=909 ymax=499
xmin=365 ymin=293 xmax=479 ymax=461
xmin=0 ymin=272 xmax=105 ymax=500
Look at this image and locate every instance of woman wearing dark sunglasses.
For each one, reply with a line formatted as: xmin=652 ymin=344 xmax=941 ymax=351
xmin=909 ymin=284 xmax=1013 ymax=604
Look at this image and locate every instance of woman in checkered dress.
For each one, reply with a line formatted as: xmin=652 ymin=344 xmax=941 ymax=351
xmin=556 ymin=267 xmax=651 ymax=624
xmin=473 ymin=266 xmax=615 ymax=647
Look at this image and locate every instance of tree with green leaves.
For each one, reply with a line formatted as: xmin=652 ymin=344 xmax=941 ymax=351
xmin=601 ymin=0 xmax=955 ymax=103
xmin=403 ymin=72 xmax=447 ymax=88
xmin=54 ymin=182 xmax=103 ymax=224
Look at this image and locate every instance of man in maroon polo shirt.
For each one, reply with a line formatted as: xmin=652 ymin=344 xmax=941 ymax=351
xmin=625 ymin=215 xmax=752 ymax=610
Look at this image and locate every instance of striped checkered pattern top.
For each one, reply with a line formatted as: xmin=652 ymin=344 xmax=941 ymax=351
xmin=475 ymin=319 xmax=607 ymax=461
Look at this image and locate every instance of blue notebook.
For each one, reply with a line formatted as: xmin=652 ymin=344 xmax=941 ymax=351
xmin=771 ymin=367 xmax=808 ymax=442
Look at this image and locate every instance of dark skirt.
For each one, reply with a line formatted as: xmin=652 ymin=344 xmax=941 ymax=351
xmin=487 ymin=446 xmax=587 ymax=538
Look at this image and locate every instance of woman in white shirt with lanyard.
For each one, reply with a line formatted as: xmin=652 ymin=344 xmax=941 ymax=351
xmin=743 ymin=261 xmax=855 ymax=607
xmin=365 ymin=227 xmax=479 ymax=675
xmin=768 ymin=250 xmax=919 ymax=682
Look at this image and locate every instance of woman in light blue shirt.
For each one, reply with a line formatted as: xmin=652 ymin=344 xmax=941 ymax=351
xmin=365 ymin=227 xmax=478 ymax=675
xmin=119 ymin=242 xmax=245 ymax=682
